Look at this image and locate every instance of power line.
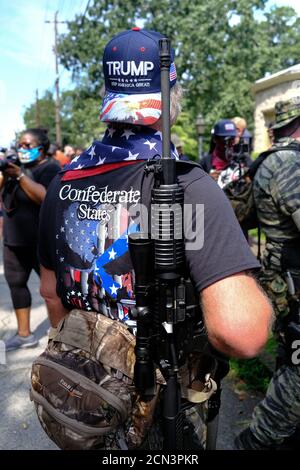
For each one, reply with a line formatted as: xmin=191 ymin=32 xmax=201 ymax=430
xmin=37 ymin=0 xmax=91 ymax=135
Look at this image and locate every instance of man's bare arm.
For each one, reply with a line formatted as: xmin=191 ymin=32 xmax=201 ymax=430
xmin=201 ymin=272 xmax=273 ymax=358
xmin=40 ymin=265 xmax=69 ymax=326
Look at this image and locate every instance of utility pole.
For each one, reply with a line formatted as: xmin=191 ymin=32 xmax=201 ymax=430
xmin=35 ymin=89 xmax=41 ymax=127
xmin=45 ymin=12 xmax=66 ymax=147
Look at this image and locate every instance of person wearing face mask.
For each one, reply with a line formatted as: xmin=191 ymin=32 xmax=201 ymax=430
xmin=201 ymin=119 xmax=253 ymax=189
xmin=200 ymin=119 xmax=254 ymax=241
xmin=200 ymin=119 xmax=247 ymax=188
xmin=0 ymin=128 xmax=60 ymax=351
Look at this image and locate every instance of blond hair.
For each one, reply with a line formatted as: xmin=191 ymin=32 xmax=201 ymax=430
xmin=231 ymin=116 xmax=247 ymax=131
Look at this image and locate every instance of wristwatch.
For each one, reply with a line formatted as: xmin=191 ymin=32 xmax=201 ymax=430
xmin=16 ymin=172 xmax=25 ymax=181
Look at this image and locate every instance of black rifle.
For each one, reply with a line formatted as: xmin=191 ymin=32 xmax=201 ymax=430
xmin=129 ymin=38 xmax=218 ymax=450
xmin=129 ymin=38 xmax=227 ymax=450
xmin=128 ymin=37 xmax=188 ymax=450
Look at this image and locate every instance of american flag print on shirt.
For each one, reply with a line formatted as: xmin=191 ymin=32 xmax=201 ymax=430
xmin=57 ymin=126 xmax=178 ymax=320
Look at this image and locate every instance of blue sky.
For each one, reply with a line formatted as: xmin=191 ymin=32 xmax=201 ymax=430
xmin=0 ymin=0 xmax=300 ymax=147
xmin=0 ymin=0 xmax=86 ymax=146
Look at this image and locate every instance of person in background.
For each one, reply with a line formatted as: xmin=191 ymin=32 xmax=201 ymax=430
xmin=64 ymin=145 xmax=75 ymax=161
xmin=0 ymin=128 xmax=60 ymax=351
xmin=235 ymin=97 xmax=300 ymax=450
xmin=53 ymin=144 xmax=70 ymax=168
xmin=171 ymin=133 xmax=189 ymax=161
xmin=47 ymin=143 xmax=58 ymax=161
xmin=231 ymin=116 xmax=253 ymax=154
xmin=74 ymin=146 xmax=85 ymax=158
xmin=267 ymin=121 xmax=275 ymax=147
xmin=231 ymin=116 xmax=247 ymax=144
xmin=199 ymin=119 xmax=250 ymax=188
xmin=199 ymin=119 xmax=253 ymax=241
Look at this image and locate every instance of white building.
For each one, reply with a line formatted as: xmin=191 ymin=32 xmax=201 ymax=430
xmin=252 ymin=64 xmax=300 ymax=153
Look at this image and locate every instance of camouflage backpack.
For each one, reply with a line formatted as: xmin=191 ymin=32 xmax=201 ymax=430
xmin=30 ymin=309 xmax=218 ymax=450
xmin=30 ymin=309 xmax=162 ymax=450
xmin=223 ymin=175 xmax=257 ymax=231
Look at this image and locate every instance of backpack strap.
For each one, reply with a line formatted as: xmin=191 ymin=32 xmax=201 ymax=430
xmin=257 ymin=223 xmax=261 ymax=263
xmin=248 ymin=142 xmax=300 ymax=180
xmin=175 ymin=159 xmax=203 ymax=170
xmin=198 ymin=153 xmax=213 ymax=173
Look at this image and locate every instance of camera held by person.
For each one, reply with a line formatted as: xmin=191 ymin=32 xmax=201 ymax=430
xmin=0 ymin=148 xmax=20 ymax=171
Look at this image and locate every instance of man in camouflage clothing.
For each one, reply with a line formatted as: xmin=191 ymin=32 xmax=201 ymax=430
xmin=235 ymin=97 xmax=300 ymax=450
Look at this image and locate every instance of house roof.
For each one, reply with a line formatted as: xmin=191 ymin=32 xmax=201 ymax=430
xmin=252 ymin=63 xmax=300 ymax=94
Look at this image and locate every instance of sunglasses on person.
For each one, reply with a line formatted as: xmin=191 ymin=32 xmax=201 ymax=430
xmin=18 ymin=143 xmax=34 ymax=150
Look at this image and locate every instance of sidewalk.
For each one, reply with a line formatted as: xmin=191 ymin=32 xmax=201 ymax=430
xmin=0 ymin=245 xmax=262 ymax=450
xmin=0 ymin=247 xmax=57 ymax=450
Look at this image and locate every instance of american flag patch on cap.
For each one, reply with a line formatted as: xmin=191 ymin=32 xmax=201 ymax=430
xmin=170 ymin=62 xmax=177 ymax=82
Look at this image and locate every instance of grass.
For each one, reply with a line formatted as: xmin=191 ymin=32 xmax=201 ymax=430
xmin=265 ymin=335 xmax=277 ymax=355
xmin=248 ymin=227 xmax=266 ymax=241
xmin=229 ymin=337 xmax=276 ymax=393
xmin=230 ymin=357 xmax=272 ymax=393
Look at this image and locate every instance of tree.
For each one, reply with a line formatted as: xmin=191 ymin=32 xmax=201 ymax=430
xmin=23 ymin=91 xmax=56 ymax=144
xmin=25 ymin=1 xmax=300 ymax=157
xmin=58 ymin=0 xmax=145 ymax=94
xmin=23 ymin=89 xmax=106 ymax=148
xmin=61 ymin=88 xmax=107 ymax=146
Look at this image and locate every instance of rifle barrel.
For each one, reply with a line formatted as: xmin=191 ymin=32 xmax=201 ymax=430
xmin=159 ymin=38 xmax=171 ymax=162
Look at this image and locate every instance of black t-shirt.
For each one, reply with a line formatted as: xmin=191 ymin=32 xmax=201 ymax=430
xmin=39 ymin=161 xmax=259 ymax=314
xmin=2 ymin=159 xmax=60 ymax=247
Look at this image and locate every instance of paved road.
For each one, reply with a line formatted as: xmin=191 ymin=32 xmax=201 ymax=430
xmin=0 ymin=245 xmax=263 ymax=450
xmin=0 ymin=245 xmax=57 ymax=450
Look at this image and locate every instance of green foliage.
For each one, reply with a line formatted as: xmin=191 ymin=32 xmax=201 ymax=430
xmin=172 ymin=111 xmax=198 ymax=160
xmin=265 ymin=334 xmax=277 ymax=355
xmin=60 ymin=89 xmax=107 ymax=147
xmin=23 ymin=90 xmax=56 ymax=144
xmin=23 ymin=89 xmax=107 ymax=147
xmin=248 ymin=227 xmax=266 ymax=241
xmin=251 ymin=151 xmax=261 ymax=160
xmin=230 ymin=335 xmax=276 ymax=393
xmin=230 ymin=357 xmax=272 ymax=393
xmin=58 ymin=0 xmax=145 ymax=92
xmin=23 ymin=1 xmax=300 ymax=149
